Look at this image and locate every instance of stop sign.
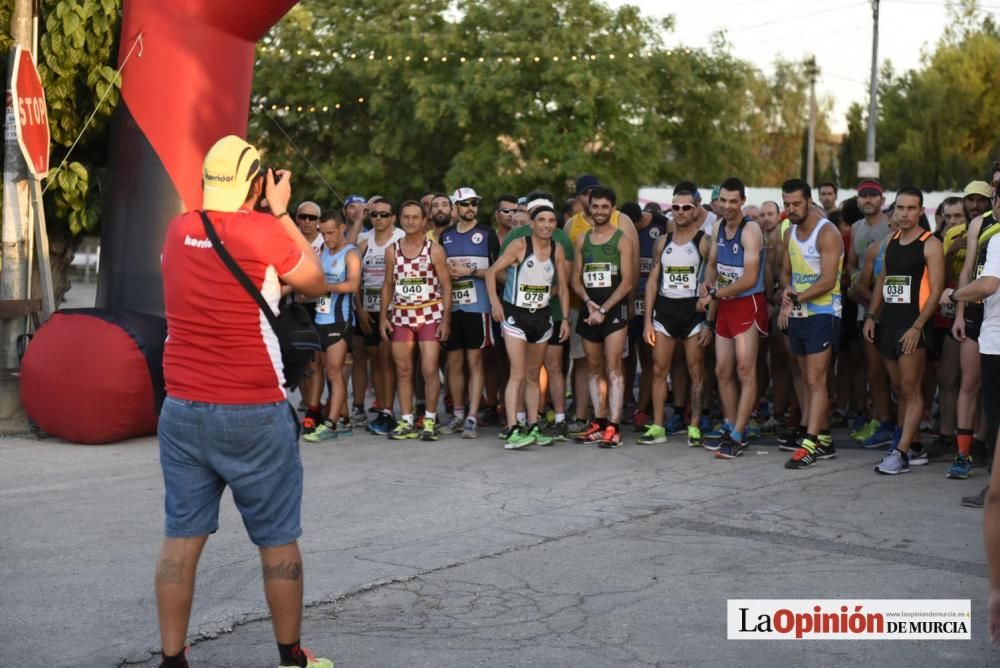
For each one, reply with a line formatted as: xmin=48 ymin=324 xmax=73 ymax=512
xmin=10 ymin=46 xmax=49 ymax=177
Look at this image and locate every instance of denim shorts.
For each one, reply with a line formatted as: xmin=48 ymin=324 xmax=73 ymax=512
xmin=158 ymin=397 xmax=303 ymax=547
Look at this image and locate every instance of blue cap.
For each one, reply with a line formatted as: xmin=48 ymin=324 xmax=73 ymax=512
xmin=576 ymin=174 xmax=600 ymax=195
xmin=344 ymin=194 xmax=366 ymax=206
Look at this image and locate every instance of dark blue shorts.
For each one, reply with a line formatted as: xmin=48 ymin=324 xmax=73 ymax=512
xmin=158 ymin=397 xmax=303 ymax=547
xmin=787 ymin=315 xmax=841 ymax=356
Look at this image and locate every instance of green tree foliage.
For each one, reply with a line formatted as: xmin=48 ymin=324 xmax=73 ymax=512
xmin=839 ymin=0 xmax=1000 ymax=190
xmin=251 ymin=1 xmax=831 ymax=206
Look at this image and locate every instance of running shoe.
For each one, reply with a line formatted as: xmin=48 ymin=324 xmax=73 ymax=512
xmin=477 ymin=405 xmax=500 ymax=426
xmin=421 ymin=417 xmax=438 ymax=441
xmin=785 ymin=445 xmax=818 ymax=469
xmin=276 ymin=647 xmax=334 ymax=668
xmin=777 ymin=426 xmax=805 ymax=451
xmin=745 ymin=418 xmax=762 ymax=440
xmin=350 ymin=405 xmax=368 ymax=428
xmin=947 ymin=454 xmax=973 ymax=480
xmin=848 ymin=413 xmax=869 ymax=436
xmin=704 ymin=422 xmax=729 ymax=440
xmin=389 ymin=421 xmax=419 ymax=440
xmin=714 ymin=435 xmax=747 ymax=459
xmin=637 ymin=424 xmax=668 ymax=445
xmin=336 ymin=419 xmax=353 ymax=436
xmin=461 ymin=418 xmax=478 ymax=439
xmin=439 ymin=414 xmax=465 ymax=435
xmin=815 ymin=437 xmax=836 ymax=460
xmin=908 ymin=445 xmax=928 ymax=467
xmin=302 ymin=410 xmax=322 ymax=436
xmin=529 ymin=423 xmax=554 ymax=446
xmin=687 ymin=425 xmax=703 ymax=448
xmin=567 ymin=418 xmax=594 ymax=437
xmin=498 ymin=423 xmax=523 ymax=440
xmin=367 ymin=412 xmax=393 ymax=435
xmin=504 ymin=427 xmax=535 ymax=450
xmin=573 ymin=421 xmax=603 ymax=443
xmin=304 ymin=421 xmax=338 ymax=443
xmin=544 ymin=407 xmax=557 ymax=425
xmin=761 ymin=416 xmax=781 ymax=436
xmin=665 ymin=412 xmax=686 ymax=434
xmin=875 ymin=448 xmax=909 ymax=475
xmin=632 ymin=409 xmax=650 ymax=431
xmin=549 ymin=420 xmax=569 ymax=441
xmin=598 ymin=425 xmax=623 ymax=448
xmin=861 ymin=424 xmax=895 ymax=449
xmin=852 ymin=418 xmax=880 ymax=442
xmin=368 ymin=401 xmax=382 ymax=414
xmin=961 ymin=485 xmax=989 ymax=508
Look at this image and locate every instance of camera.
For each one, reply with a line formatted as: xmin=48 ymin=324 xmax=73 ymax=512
xmin=254 ymin=167 xmax=283 ymax=212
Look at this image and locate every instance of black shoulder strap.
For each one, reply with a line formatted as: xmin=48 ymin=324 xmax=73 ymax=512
xmin=523 ymin=234 xmax=533 ymax=259
xmin=199 ymin=211 xmax=282 ymax=336
xmin=666 ymin=231 xmax=673 ymax=246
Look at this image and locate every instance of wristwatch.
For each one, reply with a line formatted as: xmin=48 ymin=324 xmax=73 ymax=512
xmin=790 ymin=293 xmax=800 ymax=306
xmin=705 ymin=320 xmax=716 ymax=330
xmin=708 ymin=287 xmax=718 ymax=299
xmin=948 ymin=291 xmax=959 ymax=305
xmin=598 ymin=305 xmax=607 ymax=315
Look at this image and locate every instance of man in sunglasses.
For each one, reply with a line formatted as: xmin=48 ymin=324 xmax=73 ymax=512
xmin=439 ymin=187 xmax=499 ymax=438
xmin=292 ymin=201 xmax=327 ymax=435
xmin=494 ymin=194 xmax=518 ymax=246
xmin=673 ymin=181 xmax=717 ymax=236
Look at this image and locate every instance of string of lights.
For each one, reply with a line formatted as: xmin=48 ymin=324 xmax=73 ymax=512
xmin=257 ymin=46 xmax=694 ymax=61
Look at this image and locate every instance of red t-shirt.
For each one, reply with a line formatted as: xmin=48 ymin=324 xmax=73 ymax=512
xmin=161 ymin=209 xmax=304 ymax=404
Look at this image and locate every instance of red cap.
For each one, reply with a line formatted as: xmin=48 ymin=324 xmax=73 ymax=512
xmin=857 ymin=179 xmax=884 ymax=195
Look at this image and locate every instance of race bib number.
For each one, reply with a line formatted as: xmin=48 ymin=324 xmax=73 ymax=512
xmin=316 ymin=294 xmax=332 ymax=315
xmin=583 ymin=262 xmax=613 ymax=289
xmin=634 ymin=297 xmax=645 ymax=316
xmin=664 ymin=265 xmax=695 ymax=290
xmin=363 ymin=287 xmax=381 ymax=311
xmin=883 ymin=275 xmax=912 ymax=304
xmin=396 ymin=276 xmax=431 ymax=302
xmin=789 ymin=302 xmax=807 ymax=318
xmin=452 ymin=279 xmax=477 ymax=305
xmin=515 ymin=284 xmax=550 ymax=309
xmin=717 ymin=265 xmax=741 ymax=289
xmin=639 ymin=257 xmax=653 ymax=276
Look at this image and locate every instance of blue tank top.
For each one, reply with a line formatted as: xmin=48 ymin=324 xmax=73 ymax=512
xmin=440 ymin=224 xmax=496 ymax=313
xmin=715 ymin=218 xmax=765 ymax=298
xmin=315 ymin=244 xmax=355 ymax=325
xmin=637 ymin=218 xmax=667 ymax=292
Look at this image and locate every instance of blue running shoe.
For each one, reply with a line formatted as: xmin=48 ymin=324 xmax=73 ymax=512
xmin=862 ymin=424 xmax=895 ymax=449
xmin=849 ymin=413 xmax=868 ymax=435
xmin=665 ymin=413 xmax=686 ymax=434
xmin=947 ymin=454 xmax=973 ymax=480
xmin=715 ymin=435 xmax=747 ymax=460
xmin=704 ymin=422 xmax=730 ymax=440
xmin=875 ymin=448 xmax=910 ymax=475
xmin=746 ymin=419 xmax=762 ymax=440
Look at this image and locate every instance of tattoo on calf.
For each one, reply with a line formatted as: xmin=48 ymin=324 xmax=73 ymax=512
xmin=262 ymin=560 xmax=303 ymax=582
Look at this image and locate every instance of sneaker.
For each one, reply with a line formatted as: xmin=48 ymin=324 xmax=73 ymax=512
xmin=504 ymin=427 xmax=535 ymax=450
xmin=389 ymin=420 xmax=419 ymax=440
xmin=908 ymin=445 xmax=928 ymax=467
xmin=549 ymin=420 xmax=569 ymax=441
xmin=544 ymin=407 xmax=557 ymax=425
xmin=598 ymin=425 xmax=623 ymax=448
xmin=422 ymin=417 xmax=438 ymax=441
xmin=498 ymin=423 xmax=523 ymax=440
xmin=785 ymin=445 xmax=818 ymax=469
xmin=687 ymin=425 xmax=703 ymax=448
xmin=278 ymin=647 xmax=334 ymax=668
xmin=304 ymin=421 xmax=338 ymax=443
xmin=815 ymin=440 xmax=837 ymax=460
xmin=778 ymin=426 xmax=805 ymax=451
xmin=848 ymin=413 xmax=868 ymax=435
xmin=336 ymin=419 xmax=353 ymax=436
xmin=439 ymin=414 xmax=464 ymax=435
xmin=637 ymin=424 xmax=668 ymax=445
xmin=861 ymin=424 xmax=895 ymax=449
xmin=573 ymin=421 xmax=603 ymax=443
xmin=529 ymin=423 xmax=554 ymax=446
xmin=947 ymin=454 xmax=973 ymax=480
xmin=477 ymin=405 xmax=500 ymax=426
xmin=704 ymin=422 xmax=729 ymax=440
xmin=350 ymin=406 xmax=368 ymax=427
xmin=875 ymin=449 xmax=910 ymax=475
xmin=852 ymin=418 xmax=879 ymax=442
xmin=302 ymin=410 xmax=323 ymax=436
xmin=568 ymin=418 xmax=594 ymax=437
xmin=761 ymin=416 xmax=781 ymax=436
xmin=961 ymin=485 xmax=989 ymax=508
xmin=745 ymin=418 xmax=762 ymax=440
xmin=461 ymin=418 xmax=478 ymax=439
xmin=632 ymin=409 xmax=649 ymax=431
xmin=367 ymin=412 xmax=393 ymax=435
xmin=665 ymin=412 xmax=686 ymax=434
xmin=368 ymin=402 xmax=381 ymax=414
xmin=715 ymin=435 xmax=747 ymax=459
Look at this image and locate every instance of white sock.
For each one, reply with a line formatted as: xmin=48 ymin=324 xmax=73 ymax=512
xmin=454 ymin=407 xmax=466 ymax=420
xmin=402 ymin=413 xmax=414 ymax=425
xmin=467 ymin=415 xmax=477 ymax=424
xmin=425 ymin=411 xmax=436 ymax=421
xmin=516 ymin=411 xmax=527 ymax=425
xmin=555 ymin=413 xmax=565 ymax=423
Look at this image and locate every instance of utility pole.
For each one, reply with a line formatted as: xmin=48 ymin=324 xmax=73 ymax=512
xmin=863 ymin=0 xmax=880 ymax=173
xmin=805 ymin=55 xmax=819 ymax=186
xmin=1 ymin=0 xmax=35 ymax=420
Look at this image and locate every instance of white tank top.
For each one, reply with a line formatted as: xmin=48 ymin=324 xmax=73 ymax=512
xmin=659 ymin=231 xmax=704 ymax=299
xmin=361 ymin=228 xmax=404 ymax=311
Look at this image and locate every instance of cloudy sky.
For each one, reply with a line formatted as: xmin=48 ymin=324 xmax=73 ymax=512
xmin=609 ymin=0 xmax=991 ymax=133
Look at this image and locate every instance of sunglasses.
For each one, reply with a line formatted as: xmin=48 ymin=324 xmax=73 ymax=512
xmin=497 ymin=207 xmax=515 ymax=214
xmin=370 ymin=211 xmax=393 ymax=219
xmin=296 ymin=213 xmax=319 ymax=221
xmin=671 ymin=204 xmax=695 ymax=212
xmin=457 ymin=200 xmax=479 ymax=208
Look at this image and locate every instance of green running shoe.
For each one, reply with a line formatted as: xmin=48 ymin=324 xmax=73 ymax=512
xmin=687 ymin=425 xmax=703 ymax=448
xmin=637 ymin=424 xmax=668 ymax=445
xmin=504 ymin=427 xmax=536 ymax=449
xmin=530 ymin=423 xmax=553 ymax=446
xmin=389 ymin=421 xmax=419 ymax=440
xmin=304 ymin=421 xmax=338 ymax=443
xmin=422 ymin=417 xmax=439 ymax=441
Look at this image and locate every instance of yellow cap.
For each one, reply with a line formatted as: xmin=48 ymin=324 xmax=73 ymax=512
xmin=963 ymin=180 xmax=992 ymax=199
xmin=202 ymin=135 xmax=261 ymax=212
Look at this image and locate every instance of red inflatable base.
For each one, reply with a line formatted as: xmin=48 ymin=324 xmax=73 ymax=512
xmin=20 ymin=309 xmax=166 ymax=444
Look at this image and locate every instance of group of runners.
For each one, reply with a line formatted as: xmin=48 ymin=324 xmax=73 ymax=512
xmin=288 ymin=171 xmax=1000 ymax=491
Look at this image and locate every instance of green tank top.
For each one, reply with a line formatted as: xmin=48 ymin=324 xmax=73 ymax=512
xmin=581 ymin=228 xmax=623 ymax=304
